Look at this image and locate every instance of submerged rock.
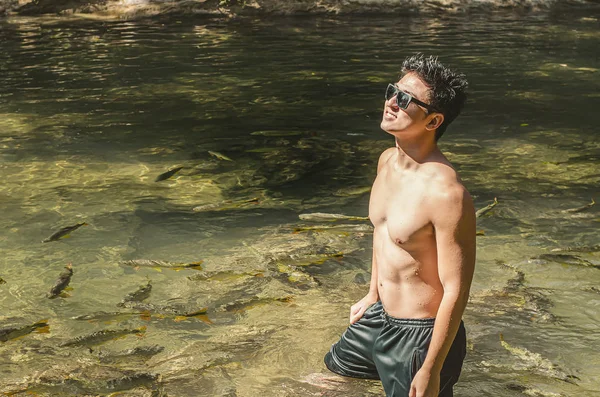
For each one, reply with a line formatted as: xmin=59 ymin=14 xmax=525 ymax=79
xmin=36 ymin=363 xmax=161 ymax=395
xmin=469 ymin=261 xmax=557 ymax=323
xmin=498 ymin=334 xmax=579 ymax=384
xmin=505 ymin=383 xmax=565 ymax=397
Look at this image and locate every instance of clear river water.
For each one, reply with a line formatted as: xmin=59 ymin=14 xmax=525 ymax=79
xmin=0 ymin=10 xmax=599 ymax=397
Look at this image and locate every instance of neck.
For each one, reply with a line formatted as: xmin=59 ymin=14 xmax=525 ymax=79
xmin=393 ymin=135 xmax=438 ymax=169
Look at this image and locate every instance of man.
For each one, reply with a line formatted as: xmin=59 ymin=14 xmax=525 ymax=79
xmin=324 ymin=54 xmax=475 ymax=397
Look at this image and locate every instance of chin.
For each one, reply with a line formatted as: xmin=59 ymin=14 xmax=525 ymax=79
xmin=380 ymin=120 xmax=398 ymax=135
xmin=380 ymin=119 xmax=392 ymax=131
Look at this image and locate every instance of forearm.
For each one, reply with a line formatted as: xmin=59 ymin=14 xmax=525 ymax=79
xmin=421 ymin=289 xmax=469 ymax=373
xmin=367 ymin=247 xmax=379 ymax=299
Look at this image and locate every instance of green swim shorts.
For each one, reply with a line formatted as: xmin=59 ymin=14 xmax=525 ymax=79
xmin=324 ymin=301 xmax=466 ymax=397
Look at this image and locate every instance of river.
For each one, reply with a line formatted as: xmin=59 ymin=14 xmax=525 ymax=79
xmin=0 ymin=10 xmax=598 ymax=397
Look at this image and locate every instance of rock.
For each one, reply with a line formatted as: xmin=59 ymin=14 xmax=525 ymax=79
xmin=2 ymin=0 xmax=596 ymax=20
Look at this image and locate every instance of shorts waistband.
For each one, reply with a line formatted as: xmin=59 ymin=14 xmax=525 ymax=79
xmin=382 ymin=311 xmax=436 ymax=327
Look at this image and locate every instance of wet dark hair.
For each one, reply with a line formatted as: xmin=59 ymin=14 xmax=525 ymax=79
xmin=401 ymin=54 xmax=468 ymax=141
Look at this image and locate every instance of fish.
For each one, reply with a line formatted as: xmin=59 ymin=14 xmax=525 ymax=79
xmin=245 ymin=147 xmax=281 ymax=153
xmin=583 ymin=286 xmax=600 ymax=294
xmin=292 ymin=224 xmax=373 ymax=233
xmin=551 ymin=245 xmax=600 ymax=253
xmin=354 ymin=273 xmax=369 ymax=285
xmin=47 ymin=263 xmax=73 ymax=299
xmin=276 ymin=263 xmax=320 ymax=289
xmin=221 ymin=296 xmax=293 ymax=313
xmin=0 ymin=320 xmax=49 ymax=342
xmin=250 ymin=130 xmax=302 ymax=137
xmin=192 ymin=197 xmax=259 ymax=212
xmin=475 ymin=197 xmax=498 ymax=218
xmin=192 ymin=202 xmax=223 ymax=212
xmin=285 ymin=252 xmax=345 ymax=268
xmin=71 ymin=311 xmax=147 ymax=323
xmin=298 ymin=213 xmax=369 ymax=222
xmin=0 ymin=276 xmax=5 ymax=285
xmin=187 ymin=270 xmax=264 ymax=282
xmin=561 ymin=198 xmax=595 ymax=213
xmin=155 ymin=166 xmax=184 ymax=182
xmin=534 ymin=254 xmax=599 ymax=269
xmin=333 ymin=186 xmax=371 ymax=197
xmin=104 ymin=372 xmax=159 ymax=392
xmin=60 ymin=326 xmax=146 ymax=348
xmin=120 ymin=259 xmax=203 ymax=270
xmin=42 ymin=222 xmax=88 ymax=243
xmin=505 ymin=270 xmax=525 ymax=293
xmin=98 ymin=345 xmax=164 ymax=362
xmin=208 ymin=150 xmax=233 ymax=161
xmin=121 ymin=302 xmax=207 ymax=318
xmin=117 ymin=280 xmax=152 ymax=307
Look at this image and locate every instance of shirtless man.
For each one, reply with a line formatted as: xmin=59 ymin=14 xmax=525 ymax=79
xmin=324 ymin=54 xmax=475 ymax=397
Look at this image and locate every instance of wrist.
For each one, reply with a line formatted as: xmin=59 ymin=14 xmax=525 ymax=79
xmin=420 ymin=360 xmax=442 ymax=374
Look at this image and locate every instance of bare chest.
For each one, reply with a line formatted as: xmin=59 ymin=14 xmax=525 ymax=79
xmin=369 ymin=170 xmax=433 ymax=247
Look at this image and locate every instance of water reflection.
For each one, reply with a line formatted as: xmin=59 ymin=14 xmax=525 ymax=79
xmin=0 ymin=11 xmax=599 ymax=397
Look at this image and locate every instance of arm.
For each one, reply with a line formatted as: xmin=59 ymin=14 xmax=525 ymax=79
xmin=349 ymin=244 xmax=379 ymax=324
xmin=410 ymin=185 xmax=476 ymax=397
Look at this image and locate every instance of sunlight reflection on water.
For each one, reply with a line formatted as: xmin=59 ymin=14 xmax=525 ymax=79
xmin=0 ymin=11 xmax=599 ymax=396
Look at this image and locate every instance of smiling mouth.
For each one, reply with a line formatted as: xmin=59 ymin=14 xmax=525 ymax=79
xmin=385 ymin=110 xmax=397 ymax=119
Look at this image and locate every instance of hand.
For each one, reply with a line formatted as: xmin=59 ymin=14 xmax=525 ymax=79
xmin=349 ymin=294 xmax=378 ymax=324
xmin=409 ymin=368 xmax=440 ymax=397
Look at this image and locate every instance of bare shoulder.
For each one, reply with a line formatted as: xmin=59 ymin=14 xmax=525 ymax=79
xmin=377 ymin=147 xmax=396 ymax=174
xmin=423 ymin=162 xmax=474 ymax=223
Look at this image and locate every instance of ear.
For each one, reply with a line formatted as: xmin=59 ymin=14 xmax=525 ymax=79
xmin=425 ymin=113 xmax=444 ymax=131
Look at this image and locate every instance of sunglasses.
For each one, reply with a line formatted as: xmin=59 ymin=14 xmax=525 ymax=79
xmin=385 ymin=84 xmax=436 ymax=113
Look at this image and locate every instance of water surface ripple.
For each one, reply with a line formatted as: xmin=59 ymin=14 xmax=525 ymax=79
xmin=0 ymin=12 xmax=599 ymax=397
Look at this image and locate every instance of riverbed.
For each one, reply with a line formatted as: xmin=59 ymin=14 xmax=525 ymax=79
xmin=0 ymin=11 xmax=598 ymax=396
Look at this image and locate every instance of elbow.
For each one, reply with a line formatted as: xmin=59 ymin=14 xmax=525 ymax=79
xmin=441 ymin=284 xmax=470 ymax=307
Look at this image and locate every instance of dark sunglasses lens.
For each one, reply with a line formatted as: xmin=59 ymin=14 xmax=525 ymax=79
xmin=396 ymin=92 xmax=411 ymax=109
xmin=385 ymin=84 xmax=397 ymax=100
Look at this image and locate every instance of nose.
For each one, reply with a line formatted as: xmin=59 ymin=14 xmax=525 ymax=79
xmin=387 ymin=95 xmax=399 ymax=110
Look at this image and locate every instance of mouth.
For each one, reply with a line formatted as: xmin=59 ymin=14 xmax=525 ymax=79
xmin=384 ymin=109 xmax=397 ymax=120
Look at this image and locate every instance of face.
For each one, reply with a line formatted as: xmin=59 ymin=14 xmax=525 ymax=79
xmin=380 ymin=72 xmax=441 ymax=138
